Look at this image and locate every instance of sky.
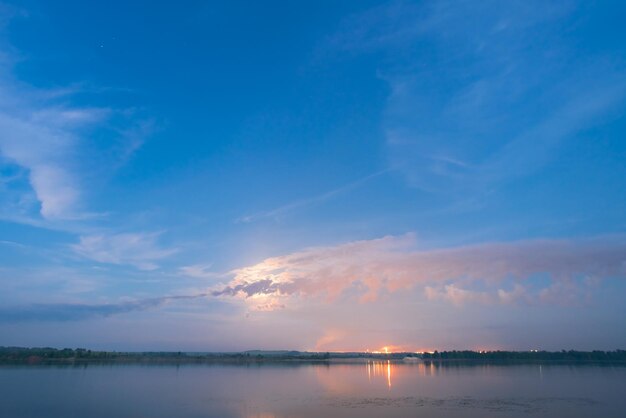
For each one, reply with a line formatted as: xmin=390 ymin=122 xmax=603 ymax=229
xmin=0 ymin=0 xmax=625 ymax=352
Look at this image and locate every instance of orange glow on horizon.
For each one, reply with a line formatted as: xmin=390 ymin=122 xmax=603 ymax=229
xmin=317 ymin=345 xmax=503 ymax=354
xmin=370 ymin=344 xmax=410 ymax=354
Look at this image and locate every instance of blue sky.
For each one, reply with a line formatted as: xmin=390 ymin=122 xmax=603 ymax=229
xmin=0 ymin=0 xmax=625 ymax=351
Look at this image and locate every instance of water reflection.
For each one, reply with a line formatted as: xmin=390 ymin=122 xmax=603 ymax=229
xmin=0 ymin=363 xmax=622 ymax=418
xmin=363 ymin=359 xmax=446 ymax=388
xmin=364 ymin=360 xmax=393 ymax=388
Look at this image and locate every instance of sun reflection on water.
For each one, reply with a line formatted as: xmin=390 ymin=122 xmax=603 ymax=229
xmin=365 ymin=360 xmax=393 ymax=389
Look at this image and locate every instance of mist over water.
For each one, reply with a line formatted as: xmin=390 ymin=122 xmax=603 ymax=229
xmin=1 ymin=362 xmax=624 ymax=418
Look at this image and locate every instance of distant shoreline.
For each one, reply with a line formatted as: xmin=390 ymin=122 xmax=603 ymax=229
xmin=1 ymin=347 xmax=625 ymax=366
xmin=2 ymin=358 xmax=626 ymax=367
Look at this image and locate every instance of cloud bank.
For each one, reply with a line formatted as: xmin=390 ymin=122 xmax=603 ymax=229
xmin=213 ymin=234 xmax=626 ymax=308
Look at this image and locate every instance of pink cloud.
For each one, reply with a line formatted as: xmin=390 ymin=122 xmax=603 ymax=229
xmin=425 ymin=284 xmax=492 ymax=306
xmin=212 ymin=234 xmax=626 ymax=308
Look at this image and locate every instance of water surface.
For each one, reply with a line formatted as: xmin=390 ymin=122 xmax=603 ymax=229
xmin=1 ymin=361 xmax=624 ymax=417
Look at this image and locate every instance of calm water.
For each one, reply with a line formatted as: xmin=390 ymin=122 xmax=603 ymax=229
xmin=1 ymin=362 xmax=625 ymax=417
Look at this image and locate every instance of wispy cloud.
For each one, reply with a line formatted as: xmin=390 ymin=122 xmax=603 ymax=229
xmin=0 ymin=11 xmax=151 ymax=223
xmin=179 ymin=264 xmax=225 ymax=280
xmin=329 ymin=0 xmax=626 ymax=196
xmin=212 ymin=234 xmax=626 ymax=308
xmin=0 ymin=103 xmax=103 ymax=219
xmin=0 ymin=93 xmax=149 ymax=223
xmin=71 ymin=232 xmax=178 ymax=270
xmin=0 ymin=293 xmax=210 ymax=322
xmin=236 ymin=170 xmax=389 ymax=223
xmin=0 ymin=239 xmax=27 ymax=249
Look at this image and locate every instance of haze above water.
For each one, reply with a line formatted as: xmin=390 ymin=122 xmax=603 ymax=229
xmin=1 ymin=363 xmax=624 ymax=418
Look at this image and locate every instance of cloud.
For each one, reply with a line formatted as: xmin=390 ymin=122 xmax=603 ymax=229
xmin=0 ymin=104 xmax=103 ymax=219
xmin=0 ymin=294 xmax=210 ymax=322
xmin=0 ymin=85 xmax=148 ymax=222
xmin=497 ymin=284 xmax=529 ymax=305
xmin=254 ymin=301 xmax=286 ymax=312
xmin=236 ymin=170 xmax=389 ymax=223
xmin=212 ymin=234 xmax=626 ymax=308
xmin=0 ymin=239 xmax=27 ymax=249
xmin=71 ymin=232 xmax=178 ymax=270
xmin=0 ymin=9 xmax=152 ymax=222
xmin=213 ymin=278 xmax=280 ymax=297
xmin=179 ymin=264 xmax=223 ymax=279
xmin=330 ymin=0 xmax=573 ymax=53
xmin=329 ymin=0 xmax=626 ymax=195
xmin=425 ymin=285 xmax=492 ymax=306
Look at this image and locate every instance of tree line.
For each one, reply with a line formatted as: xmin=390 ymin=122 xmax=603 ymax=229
xmin=420 ymin=349 xmax=626 ymax=362
xmin=1 ymin=347 xmax=625 ymax=363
